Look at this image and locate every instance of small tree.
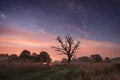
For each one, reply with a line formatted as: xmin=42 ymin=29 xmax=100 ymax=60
xmin=105 ymin=57 xmax=111 ymax=63
xmin=78 ymin=56 xmax=90 ymax=62
xmin=39 ymin=51 xmax=52 ymax=64
xmin=19 ymin=50 xmax=31 ymax=61
xmin=31 ymin=52 xmax=38 ymax=62
xmin=32 ymin=52 xmax=38 ymax=57
xmin=52 ymin=35 xmax=80 ymax=64
xmin=71 ymin=58 xmax=77 ymax=63
xmin=61 ymin=58 xmax=68 ymax=64
xmin=9 ymin=54 xmax=18 ymax=61
xmin=90 ymin=54 xmax=103 ymax=62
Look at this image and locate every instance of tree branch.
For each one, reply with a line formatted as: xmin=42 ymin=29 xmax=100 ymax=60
xmin=71 ymin=41 xmax=80 ymax=55
xmin=51 ymin=46 xmax=67 ymax=55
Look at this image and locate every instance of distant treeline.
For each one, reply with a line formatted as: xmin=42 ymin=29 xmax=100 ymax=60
xmin=0 ymin=50 xmax=120 ymax=64
xmin=55 ymin=54 xmax=120 ymax=64
xmin=0 ymin=50 xmax=52 ymax=65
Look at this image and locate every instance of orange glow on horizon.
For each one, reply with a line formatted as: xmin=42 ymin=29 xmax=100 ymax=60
xmin=0 ymin=24 xmax=120 ymax=61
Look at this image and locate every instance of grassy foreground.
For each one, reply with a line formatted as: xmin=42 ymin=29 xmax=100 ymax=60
xmin=0 ymin=62 xmax=120 ymax=80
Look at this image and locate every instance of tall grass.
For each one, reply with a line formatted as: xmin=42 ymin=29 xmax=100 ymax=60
xmin=0 ymin=62 xmax=120 ymax=80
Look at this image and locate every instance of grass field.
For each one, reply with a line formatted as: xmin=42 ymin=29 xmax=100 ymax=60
xmin=0 ymin=62 xmax=120 ymax=80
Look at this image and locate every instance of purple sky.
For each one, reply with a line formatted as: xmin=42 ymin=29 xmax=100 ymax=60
xmin=0 ymin=0 xmax=120 ymax=60
xmin=0 ymin=0 xmax=120 ymax=43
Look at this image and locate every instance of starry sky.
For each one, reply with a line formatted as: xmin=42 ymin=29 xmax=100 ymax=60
xmin=0 ymin=0 xmax=120 ymax=60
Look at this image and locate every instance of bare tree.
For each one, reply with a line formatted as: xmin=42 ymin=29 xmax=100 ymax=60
xmin=51 ymin=35 xmax=80 ymax=64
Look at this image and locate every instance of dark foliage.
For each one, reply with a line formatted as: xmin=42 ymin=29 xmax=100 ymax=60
xmin=61 ymin=58 xmax=68 ymax=64
xmin=90 ymin=54 xmax=103 ymax=62
xmin=105 ymin=57 xmax=111 ymax=63
xmin=19 ymin=50 xmax=31 ymax=61
xmin=9 ymin=54 xmax=18 ymax=62
xmin=78 ymin=56 xmax=90 ymax=62
xmin=38 ymin=51 xmax=52 ymax=63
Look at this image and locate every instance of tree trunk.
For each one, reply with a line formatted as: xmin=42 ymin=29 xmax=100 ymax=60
xmin=68 ymin=56 xmax=71 ymax=64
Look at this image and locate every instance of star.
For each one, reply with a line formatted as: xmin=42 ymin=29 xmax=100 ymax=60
xmin=1 ymin=14 xmax=5 ymax=18
xmin=83 ymin=25 xmax=87 ymax=29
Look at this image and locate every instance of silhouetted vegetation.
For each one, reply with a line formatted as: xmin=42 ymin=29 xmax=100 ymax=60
xmin=112 ymin=57 xmax=120 ymax=62
xmin=9 ymin=54 xmax=18 ymax=62
xmin=0 ymin=51 xmax=120 ymax=80
xmin=31 ymin=52 xmax=39 ymax=62
xmin=77 ymin=56 xmax=90 ymax=62
xmin=0 ymin=62 xmax=120 ymax=80
xmin=51 ymin=35 xmax=80 ymax=64
xmin=90 ymin=54 xmax=103 ymax=62
xmin=0 ymin=53 xmax=8 ymax=57
xmin=38 ymin=51 xmax=52 ymax=65
xmin=105 ymin=57 xmax=111 ymax=63
xmin=19 ymin=50 xmax=31 ymax=61
xmin=0 ymin=50 xmax=52 ymax=66
xmin=61 ymin=58 xmax=68 ymax=64
xmin=0 ymin=35 xmax=120 ymax=80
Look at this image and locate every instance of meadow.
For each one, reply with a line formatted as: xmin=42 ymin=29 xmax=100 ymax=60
xmin=0 ymin=62 xmax=120 ymax=80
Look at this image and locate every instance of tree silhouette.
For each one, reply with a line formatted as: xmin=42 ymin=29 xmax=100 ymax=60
xmin=9 ymin=54 xmax=18 ymax=61
xmin=71 ymin=58 xmax=77 ymax=63
xmin=0 ymin=53 xmax=8 ymax=57
xmin=90 ymin=54 xmax=103 ymax=62
xmin=61 ymin=58 xmax=67 ymax=64
xmin=39 ymin=51 xmax=52 ymax=64
xmin=105 ymin=57 xmax=111 ymax=63
xmin=19 ymin=50 xmax=31 ymax=61
xmin=51 ymin=35 xmax=80 ymax=64
xmin=78 ymin=56 xmax=90 ymax=62
xmin=31 ymin=52 xmax=39 ymax=62
xmin=32 ymin=52 xmax=38 ymax=57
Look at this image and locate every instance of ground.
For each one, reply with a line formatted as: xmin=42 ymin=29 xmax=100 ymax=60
xmin=0 ymin=62 xmax=120 ymax=80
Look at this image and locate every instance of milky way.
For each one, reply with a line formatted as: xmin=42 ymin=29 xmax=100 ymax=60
xmin=0 ymin=0 xmax=120 ymax=43
xmin=0 ymin=0 xmax=120 ymax=59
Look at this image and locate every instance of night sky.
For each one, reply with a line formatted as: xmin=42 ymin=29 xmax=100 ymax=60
xmin=0 ymin=0 xmax=120 ymax=60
